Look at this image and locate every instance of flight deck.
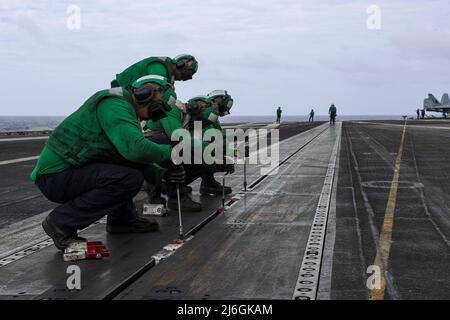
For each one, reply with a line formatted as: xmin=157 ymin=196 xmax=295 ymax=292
xmin=0 ymin=120 xmax=449 ymax=300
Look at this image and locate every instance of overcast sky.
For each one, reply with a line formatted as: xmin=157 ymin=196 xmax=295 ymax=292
xmin=1 ymin=0 xmax=449 ymax=116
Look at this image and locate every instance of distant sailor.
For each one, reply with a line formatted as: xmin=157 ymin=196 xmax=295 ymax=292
xmin=276 ymin=106 xmax=282 ymax=124
xmin=31 ymin=76 xmax=185 ymax=250
xmin=329 ymin=104 xmax=337 ymax=125
xmin=416 ymin=108 xmax=420 ymax=120
xmin=309 ymin=109 xmax=315 ymax=122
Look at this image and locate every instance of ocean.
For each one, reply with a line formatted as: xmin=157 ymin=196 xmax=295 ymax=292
xmin=0 ymin=116 xmax=66 ymax=133
xmin=0 ymin=115 xmax=406 ymax=133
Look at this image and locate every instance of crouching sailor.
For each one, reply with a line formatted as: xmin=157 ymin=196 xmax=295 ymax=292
xmin=30 ymin=76 xmax=185 ymax=250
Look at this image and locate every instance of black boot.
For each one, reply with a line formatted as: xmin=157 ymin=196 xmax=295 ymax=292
xmin=200 ymin=179 xmax=232 ymax=196
xmin=167 ymin=195 xmax=202 ymax=212
xmin=106 ymin=216 xmax=159 ymax=234
xmin=146 ymin=184 xmax=166 ymax=205
xmin=149 ymin=195 xmax=166 ymax=205
xmin=42 ymin=215 xmax=86 ymax=251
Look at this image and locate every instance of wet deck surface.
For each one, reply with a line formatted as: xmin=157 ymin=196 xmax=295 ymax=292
xmin=0 ymin=122 xmax=322 ymax=229
xmin=0 ymin=121 xmax=324 ymax=300
xmin=116 ymin=124 xmax=339 ymax=300
xmin=330 ymin=121 xmax=450 ymax=299
xmin=1 ymin=120 xmax=450 ymax=300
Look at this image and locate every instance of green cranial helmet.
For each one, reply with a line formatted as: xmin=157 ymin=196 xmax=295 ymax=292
xmin=131 ymin=75 xmax=177 ymax=120
xmin=207 ymin=90 xmax=233 ymax=116
xmin=173 ymin=54 xmax=198 ymax=79
xmin=186 ymin=95 xmax=211 ymax=114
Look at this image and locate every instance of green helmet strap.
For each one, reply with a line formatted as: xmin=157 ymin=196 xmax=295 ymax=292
xmin=161 ymin=87 xmax=177 ymax=111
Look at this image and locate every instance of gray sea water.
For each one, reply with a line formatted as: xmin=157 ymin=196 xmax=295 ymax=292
xmin=0 ymin=115 xmax=406 ymax=132
xmin=0 ymin=116 xmax=66 ymax=133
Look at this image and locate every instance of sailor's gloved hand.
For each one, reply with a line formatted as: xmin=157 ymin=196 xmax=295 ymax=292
xmin=223 ymin=163 xmax=235 ymax=174
xmin=163 ymin=166 xmax=186 ymax=184
xmin=222 ymin=156 xmax=235 ymax=174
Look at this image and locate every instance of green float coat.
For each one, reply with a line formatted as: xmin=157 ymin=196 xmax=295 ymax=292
xmin=146 ymin=106 xmax=206 ymax=152
xmin=114 ymin=57 xmax=174 ymax=88
xmin=31 ymin=88 xmax=171 ymax=184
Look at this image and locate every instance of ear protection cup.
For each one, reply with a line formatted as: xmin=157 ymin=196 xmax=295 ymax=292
xmin=174 ymin=58 xmax=196 ymax=79
xmin=186 ymin=101 xmax=200 ymax=114
xmin=187 ymin=95 xmax=210 ymax=115
xmin=176 ymin=60 xmax=186 ymax=69
xmin=134 ymin=85 xmax=153 ymax=103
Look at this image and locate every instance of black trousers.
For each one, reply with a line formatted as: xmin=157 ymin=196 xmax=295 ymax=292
xmin=36 ymin=163 xmax=144 ymax=236
xmin=330 ymin=113 xmax=336 ymax=124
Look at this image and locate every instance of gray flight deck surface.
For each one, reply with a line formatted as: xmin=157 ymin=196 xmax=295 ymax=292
xmin=117 ymin=123 xmax=340 ymax=300
xmin=1 ymin=120 xmax=450 ymax=300
xmin=0 ymin=122 xmax=323 ymax=299
xmin=0 ymin=123 xmax=317 ymax=228
xmin=331 ymin=120 xmax=450 ymax=299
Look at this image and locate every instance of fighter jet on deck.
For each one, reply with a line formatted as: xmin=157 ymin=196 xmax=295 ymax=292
xmin=424 ymin=93 xmax=450 ymax=117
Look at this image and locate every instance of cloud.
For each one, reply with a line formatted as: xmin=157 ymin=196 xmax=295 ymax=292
xmin=54 ymin=42 xmax=92 ymax=56
xmin=391 ymin=28 xmax=450 ymax=61
xmin=1 ymin=0 xmax=450 ymax=116
xmin=12 ymin=12 xmax=49 ymax=47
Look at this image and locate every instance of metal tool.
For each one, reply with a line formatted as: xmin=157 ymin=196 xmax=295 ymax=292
xmin=176 ymin=184 xmax=183 ymax=239
xmin=244 ymin=138 xmax=250 ymax=191
xmin=243 ymin=152 xmax=247 ymax=192
xmin=222 ymin=172 xmax=229 ymax=209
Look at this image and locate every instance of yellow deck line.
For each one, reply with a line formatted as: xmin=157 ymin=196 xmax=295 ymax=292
xmin=354 ymin=121 xmax=450 ymax=130
xmin=369 ymin=120 xmax=407 ymax=300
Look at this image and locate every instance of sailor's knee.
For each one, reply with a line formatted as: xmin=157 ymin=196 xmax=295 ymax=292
xmin=123 ymin=168 xmax=145 ymax=192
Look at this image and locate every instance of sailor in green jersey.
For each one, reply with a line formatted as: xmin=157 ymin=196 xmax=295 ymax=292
xmin=111 ymin=54 xmax=198 ymax=88
xmin=143 ymin=96 xmax=208 ymax=212
xmin=309 ymin=109 xmax=315 ymax=122
xmin=276 ymin=106 xmax=282 ymax=123
xmin=188 ymin=95 xmax=235 ymax=188
xmin=199 ymin=90 xmax=235 ymax=195
xmin=143 ymin=95 xmax=235 ymax=210
xmin=33 ymin=75 xmax=186 ymax=251
xmin=329 ymin=104 xmax=337 ymax=125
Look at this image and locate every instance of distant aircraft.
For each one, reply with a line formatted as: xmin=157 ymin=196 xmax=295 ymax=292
xmin=423 ymin=93 xmax=450 ymax=118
